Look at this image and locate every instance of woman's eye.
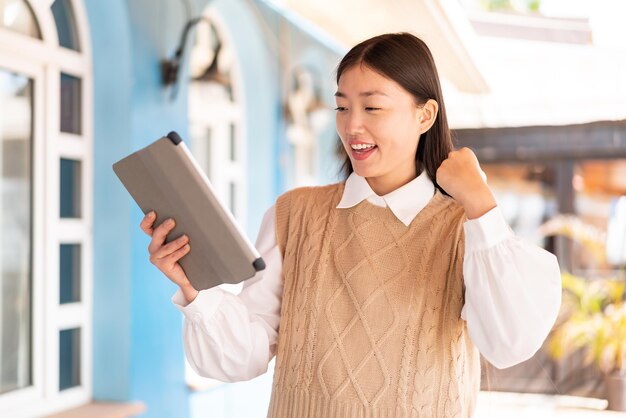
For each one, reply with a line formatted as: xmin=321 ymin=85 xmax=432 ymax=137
xmin=365 ymin=107 xmax=381 ymax=111
xmin=334 ymin=107 xmax=347 ymax=112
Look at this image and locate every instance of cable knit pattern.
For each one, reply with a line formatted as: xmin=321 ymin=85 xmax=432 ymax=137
xmin=269 ymin=182 xmax=480 ymax=418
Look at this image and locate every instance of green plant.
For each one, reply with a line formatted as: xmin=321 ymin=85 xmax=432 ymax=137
xmin=540 ymin=213 xmax=626 ymax=375
xmin=538 ymin=214 xmax=607 ymax=265
xmin=478 ymin=0 xmax=541 ymax=13
xmin=547 ymin=273 xmax=626 ymax=374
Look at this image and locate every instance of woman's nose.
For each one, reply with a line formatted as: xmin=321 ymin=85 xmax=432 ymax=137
xmin=344 ymin=110 xmax=364 ymax=135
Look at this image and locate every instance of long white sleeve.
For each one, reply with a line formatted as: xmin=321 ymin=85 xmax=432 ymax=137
xmin=171 ymin=205 xmax=284 ymax=382
xmin=460 ymin=206 xmax=562 ymax=369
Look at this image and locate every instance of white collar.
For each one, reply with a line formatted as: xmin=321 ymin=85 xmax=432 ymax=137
xmin=336 ymin=170 xmax=436 ymax=226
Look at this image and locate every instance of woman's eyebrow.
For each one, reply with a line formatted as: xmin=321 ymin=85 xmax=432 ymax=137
xmin=334 ymin=90 xmax=389 ymax=98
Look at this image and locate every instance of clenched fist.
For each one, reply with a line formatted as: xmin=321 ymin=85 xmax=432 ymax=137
xmin=435 ymin=147 xmax=497 ymax=219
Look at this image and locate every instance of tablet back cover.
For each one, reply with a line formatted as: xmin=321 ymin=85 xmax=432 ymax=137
xmin=112 ymin=133 xmax=265 ymax=290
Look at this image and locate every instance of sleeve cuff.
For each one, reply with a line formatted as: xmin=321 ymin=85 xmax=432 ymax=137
xmin=463 ymin=205 xmax=514 ymax=253
xmin=171 ymin=287 xmax=225 ymax=322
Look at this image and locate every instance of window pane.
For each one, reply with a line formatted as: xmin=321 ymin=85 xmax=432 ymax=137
xmin=0 ymin=68 xmax=33 ymax=394
xmin=60 ymin=244 xmax=80 ymax=304
xmin=190 ymin=126 xmax=212 ymax=180
xmin=229 ymin=181 xmax=235 ymax=217
xmin=59 ymin=328 xmax=80 ymax=390
xmin=60 ymin=73 xmax=81 ymax=134
xmin=229 ymin=123 xmax=236 ymax=162
xmin=0 ymin=0 xmax=41 ymax=39
xmin=60 ymin=158 xmax=81 ymax=218
xmin=51 ymin=0 xmax=80 ymax=51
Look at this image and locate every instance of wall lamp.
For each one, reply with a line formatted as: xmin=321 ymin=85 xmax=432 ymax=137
xmin=161 ymin=16 xmax=229 ymax=98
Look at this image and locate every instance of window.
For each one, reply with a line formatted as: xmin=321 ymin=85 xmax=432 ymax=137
xmin=59 ymin=244 xmax=81 ymax=304
xmin=0 ymin=0 xmax=92 ymax=416
xmin=59 ymin=158 xmax=82 ymax=218
xmin=59 ymin=328 xmax=81 ymax=390
xmin=0 ymin=0 xmax=40 ymax=38
xmin=51 ymin=0 xmax=80 ymax=51
xmin=285 ymin=67 xmax=330 ymax=187
xmin=0 ymin=67 xmax=33 ymax=397
xmin=60 ymin=73 xmax=82 ymax=134
xmin=188 ymin=14 xmax=246 ymax=231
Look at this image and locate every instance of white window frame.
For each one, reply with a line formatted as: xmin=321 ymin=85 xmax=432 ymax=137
xmin=188 ymin=10 xmax=247 ymax=229
xmin=0 ymin=0 xmax=93 ymax=416
xmin=186 ymin=8 xmax=248 ymax=391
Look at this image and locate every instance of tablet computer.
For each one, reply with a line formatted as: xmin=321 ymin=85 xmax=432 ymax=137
xmin=112 ymin=131 xmax=265 ymax=291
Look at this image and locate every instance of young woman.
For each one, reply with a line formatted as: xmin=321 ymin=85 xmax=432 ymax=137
xmin=140 ymin=33 xmax=562 ymax=418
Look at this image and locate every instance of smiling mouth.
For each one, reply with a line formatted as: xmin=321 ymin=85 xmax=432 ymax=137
xmin=350 ymin=144 xmax=377 ymax=153
xmin=349 ymin=144 xmax=377 ymax=161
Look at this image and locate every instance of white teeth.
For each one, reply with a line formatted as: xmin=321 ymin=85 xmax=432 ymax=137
xmin=351 ymin=144 xmax=375 ymax=150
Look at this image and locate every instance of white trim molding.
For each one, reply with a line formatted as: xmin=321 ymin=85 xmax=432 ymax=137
xmin=0 ymin=1 xmax=93 ymax=416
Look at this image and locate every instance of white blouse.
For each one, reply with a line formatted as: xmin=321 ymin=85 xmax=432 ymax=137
xmin=172 ymin=171 xmax=562 ymax=382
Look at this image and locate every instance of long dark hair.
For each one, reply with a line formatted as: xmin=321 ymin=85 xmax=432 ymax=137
xmin=335 ymin=32 xmax=454 ymax=196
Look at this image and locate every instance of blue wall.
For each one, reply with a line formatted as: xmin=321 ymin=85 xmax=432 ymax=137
xmin=125 ymin=1 xmax=199 ymax=417
xmin=85 ymin=0 xmax=134 ymax=402
xmin=87 ymin=0 xmax=212 ymax=416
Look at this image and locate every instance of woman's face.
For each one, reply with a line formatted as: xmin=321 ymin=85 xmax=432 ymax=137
xmin=335 ymin=64 xmax=425 ymax=195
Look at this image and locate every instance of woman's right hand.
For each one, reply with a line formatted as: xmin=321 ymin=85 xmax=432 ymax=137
xmin=140 ymin=211 xmax=198 ymax=302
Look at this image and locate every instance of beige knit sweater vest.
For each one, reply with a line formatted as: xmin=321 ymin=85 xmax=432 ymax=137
xmin=267 ymin=182 xmax=480 ymax=418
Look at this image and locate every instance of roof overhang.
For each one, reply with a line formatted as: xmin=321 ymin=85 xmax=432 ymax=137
xmin=276 ymin=0 xmax=490 ymax=94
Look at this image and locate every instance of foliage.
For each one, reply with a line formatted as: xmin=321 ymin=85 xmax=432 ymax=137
xmin=540 ymin=213 xmax=626 ymax=375
xmin=548 ymin=273 xmax=626 ymax=374
xmin=478 ymin=0 xmax=541 ymax=13
xmin=539 ymin=214 xmax=607 ymax=265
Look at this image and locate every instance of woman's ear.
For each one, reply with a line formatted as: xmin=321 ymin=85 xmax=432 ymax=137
xmin=419 ymin=99 xmax=439 ymax=132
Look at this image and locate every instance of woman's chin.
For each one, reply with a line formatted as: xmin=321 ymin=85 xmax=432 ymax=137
xmin=352 ymin=166 xmax=377 ymax=179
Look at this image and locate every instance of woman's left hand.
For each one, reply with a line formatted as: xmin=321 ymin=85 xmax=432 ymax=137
xmin=436 ymin=147 xmax=497 ymax=219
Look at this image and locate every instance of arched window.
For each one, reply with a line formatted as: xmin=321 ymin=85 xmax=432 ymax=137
xmin=0 ymin=0 xmax=92 ymax=416
xmin=186 ymin=10 xmax=247 ymax=390
xmin=284 ymin=66 xmax=331 ymax=187
xmin=188 ymin=13 xmax=246 ymax=232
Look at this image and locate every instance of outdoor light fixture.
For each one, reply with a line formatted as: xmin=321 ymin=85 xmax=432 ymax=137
xmin=284 ymin=67 xmax=332 ymax=186
xmin=161 ymin=16 xmax=230 ymax=98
